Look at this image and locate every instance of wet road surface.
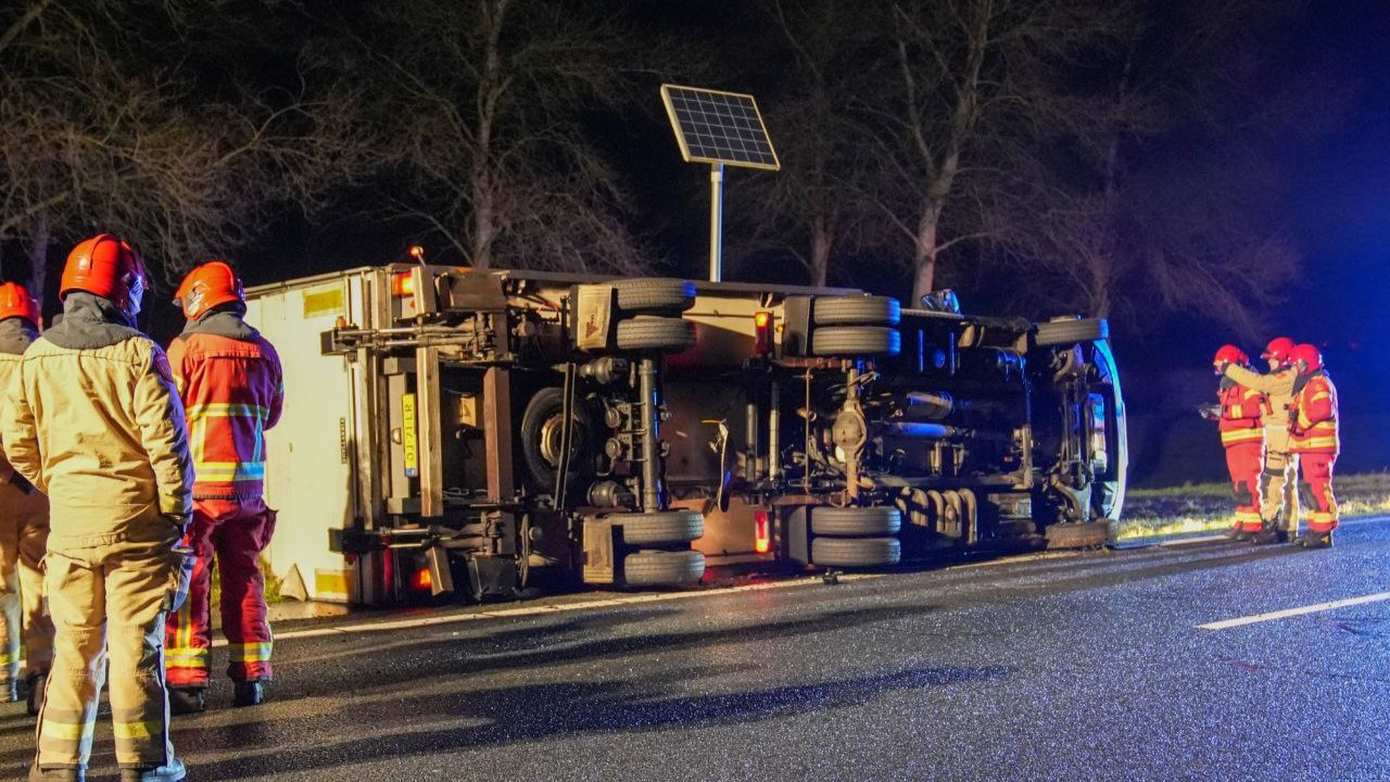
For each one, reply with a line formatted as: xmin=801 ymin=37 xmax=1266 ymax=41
xmin=3 ymin=518 xmax=1388 ymax=781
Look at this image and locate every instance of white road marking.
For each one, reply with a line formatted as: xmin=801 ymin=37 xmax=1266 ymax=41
xmin=211 ymin=572 xmax=882 ymax=647
xmin=1199 ymin=592 xmax=1390 ymax=630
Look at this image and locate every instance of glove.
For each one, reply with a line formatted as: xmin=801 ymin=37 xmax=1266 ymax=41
xmin=164 ymin=513 xmax=193 ymax=536
xmin=1197 ymin=404 xmax=1220 ymax=422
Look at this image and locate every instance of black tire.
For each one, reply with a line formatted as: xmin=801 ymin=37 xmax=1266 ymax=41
xmin=1044 ymin=520 xmax=1112 ymax=550
xmin=614 ymin=278 xmax=696 ymax=313
xmin=811 ymin=506 xmax=902 ymax=537
xmin=623 ymin=550 xmax=706 ymax=586
xmin=814 ymin=295 xmax=901 ymax=326
xmin=615 ymin=510 xmax=704 ymax=546
xmin=615 ymin=316 xmax=696 ymax=352
xmin=1035 ymin=318 xmax=1109 ymax=346
xmin=811 ymin=326 xmax=901 ymax=357
xmin=811 ymin=537 xmax=901 ymax=567
xmin=520 ymin=387 xmax=591 ymax=493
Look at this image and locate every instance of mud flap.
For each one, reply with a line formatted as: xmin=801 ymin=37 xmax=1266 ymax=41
xmin=464 ymin=555 xmax=517 ymax=601
xmin=1045 ymin=520 xmax=1112 ymax=550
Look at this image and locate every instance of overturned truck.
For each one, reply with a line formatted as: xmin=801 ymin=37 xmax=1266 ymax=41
xmin=246 ymin=265 xmax=1125 ymax=606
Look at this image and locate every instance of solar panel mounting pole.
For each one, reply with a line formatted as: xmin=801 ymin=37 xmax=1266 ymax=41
xmin=659 ymin=84 xmax=779 ymax=284
xmin=709 ymin=163 xmax=724 ymax=282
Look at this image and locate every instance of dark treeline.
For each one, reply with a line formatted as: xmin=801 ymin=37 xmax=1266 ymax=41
xmin=0 ymin=0 xmax=1343 ymax=342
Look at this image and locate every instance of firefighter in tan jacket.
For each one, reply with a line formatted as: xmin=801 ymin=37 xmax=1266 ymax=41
xmin=1 ymin=235 xmax=193 ymax=782
xmin=1220 ymin=337 xmax=1300 ymax=544
xmin=0 ymin=282 xmax=54 ymax=713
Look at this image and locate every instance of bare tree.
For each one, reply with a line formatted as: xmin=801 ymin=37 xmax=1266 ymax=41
xmin=855 ymin=0 xmax=1136 ymax=304
xmin=999 ymin=0 xmax=1309 ymax=337
xmin=725 ymin=0 xmax=881 ymax=287
xmin=332 ymin=0 xmax=655 ymax=275
xmin=0 ymin=0 xmax=366 ymax=298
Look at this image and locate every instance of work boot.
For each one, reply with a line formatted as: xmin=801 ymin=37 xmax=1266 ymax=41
xmin=28 ymin=762 xmax=85 ymax=781
xmin=1251 ymin=526 xmax=1282 ymax=545
xmin=233 ymin=680 xmax=266 ymax=707
xmin=1301 ymin=531 xmax=1333 ymax=549
xmin=168 ymin=686 xmax=206 ymax=715
xmin=119 ymin=757 xmax=185 ymax=782
xmin=26 ymin=672 xmax=47 ymax=716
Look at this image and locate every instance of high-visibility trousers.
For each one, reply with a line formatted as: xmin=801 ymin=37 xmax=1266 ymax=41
xmin=35 ymin=520 xmax=191 ymax=772
xmin=1300 ymin=452 xmax=1339 ymax=534
xmin=0 ymin=481 xmax=53 ymax=684
xmin=165 ymin=498 xmax=277 ymax=688
xmin=1224 ymin=441 xmax=1264 ymax=533
xmin=1261 ymin=435 xmax=1300 ymax=533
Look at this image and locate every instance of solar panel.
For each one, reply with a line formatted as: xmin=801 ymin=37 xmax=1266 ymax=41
xmin=660 ymin=84 xmax=781 ymax=171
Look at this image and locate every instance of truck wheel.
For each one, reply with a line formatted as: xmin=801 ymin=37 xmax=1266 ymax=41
xmin=810 ymin=506 xmax=902 ymax=537
xmin=615 ymin=510 xmax=704 ymax=546
xmin=614 ymin=278 xmax=696 ymax=313
xmin=811 ymin=537 xmax=901 ymax=568
xmin=1044 ymin=520 xmax=1112 ymax=550
xmin=520 ymin=387 xmax=591 ymax=493
xmin=615 ymin=316 xmax=696 ymax=352
xmin=814 ymin=295 xmax=901 ymax=326
xmin=1035 ymin=318 xmax=1109 ymax=346
xmin=811 ymin=326 xmax=901 ymax=357
xmin=623 ymin=549 xmax=706 ymax=586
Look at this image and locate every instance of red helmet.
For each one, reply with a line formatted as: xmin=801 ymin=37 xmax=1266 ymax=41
xmin=1291 ymin=343 xmax=1323 ymax=373
xmin=0 ymin=282 xmax=40 ymax=328
xmin=1261 ymin=337 xmax=1296 ymax=367
xmin=60 ymin=234 xmax=148 ymax=315
xmin=173 ymin=260 xmax=244 ymax=320
xmin=1213 ymin=344 xmax=1248 ymax=367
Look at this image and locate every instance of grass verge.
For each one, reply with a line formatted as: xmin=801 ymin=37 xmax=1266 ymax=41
xmin=1116 ymin=471 xmax=1390 ymax=541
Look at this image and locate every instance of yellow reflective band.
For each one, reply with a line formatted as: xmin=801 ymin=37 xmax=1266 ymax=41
xmin=165 ymin=648 xmax=209 ymax=667
xmin=1311 ymin=392 xmax=1331 ymax=402
xmin=41 ymin=719 xmax=94 ymax=741
xmin=1221 ymin=429 xmax=1263 ymax=445
xmin=113 ymin=720 xmax=163 ymax=740
xmin=0 ymin=652 xmax=14 ymax=666
xmin=1233 ymin=510 xmax=1262 ymax=522
xmin=229 ymin=641 xmax=273 ymax=663
xmin=193 ymin=461 xmax=267 ymax=482
xmin=1297 ymin=437 xmax=1339 ymax=449
xmin=184 ymin=403 xmax=271 ymax=421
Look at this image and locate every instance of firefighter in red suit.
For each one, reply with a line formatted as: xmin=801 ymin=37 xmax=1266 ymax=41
xmin=1288 ymin=344 xmax=1339 ymax=549
xmin=1208 ymin=345 xmax=1266 ymax=539
xmin=163 ymin=261 xmax=284 ymax=712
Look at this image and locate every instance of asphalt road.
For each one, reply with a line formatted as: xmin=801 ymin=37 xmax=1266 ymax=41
xmin=4 ymin=518 xmax=1389 ymax=781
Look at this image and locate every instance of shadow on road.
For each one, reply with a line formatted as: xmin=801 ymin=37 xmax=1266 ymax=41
xmin=192 ymin=663 xmax=1011 ymax=780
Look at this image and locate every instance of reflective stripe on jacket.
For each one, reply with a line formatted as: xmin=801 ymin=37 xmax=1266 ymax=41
xmin=1 ymin=336 xmax=193 ymax=547
xmin=1291 ymin=373 xmax=1339 ymax=455
xmin=1218 ymin=382 xmax=1266 ymax=447
xmin=168 ymin=331 xmax=284 ymax=500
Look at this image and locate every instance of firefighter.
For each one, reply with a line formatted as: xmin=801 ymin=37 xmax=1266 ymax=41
xmin=163 ymin=261 xmax=283 ymax=713
xmin=1 ymin=235 xmax=192 ymax=782
xmin=1289 ymin=343 xmax=1339 ymax=548
xmin=1208 ymin=345 xmax=1265 ymax=539
xmin=0 ymin=282 xmax=54 ymax=712
xmin=1220 ymin=337 xmax=1300 ymax=544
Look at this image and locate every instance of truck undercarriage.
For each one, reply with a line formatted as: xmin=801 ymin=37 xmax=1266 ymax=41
xmin=246 ymin=266 xmax=1125 ymax=606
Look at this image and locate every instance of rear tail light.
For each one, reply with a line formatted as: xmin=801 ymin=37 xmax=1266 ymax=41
xmin=753 ymin=311 xmax=773 ymax=355
xmin=754 ymin=509 xmax=771 ymax=554
xmin=412 ymin=566 xmax=432 ymax=592
xmin=391 ymin=271 xmax=416 ymax=298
